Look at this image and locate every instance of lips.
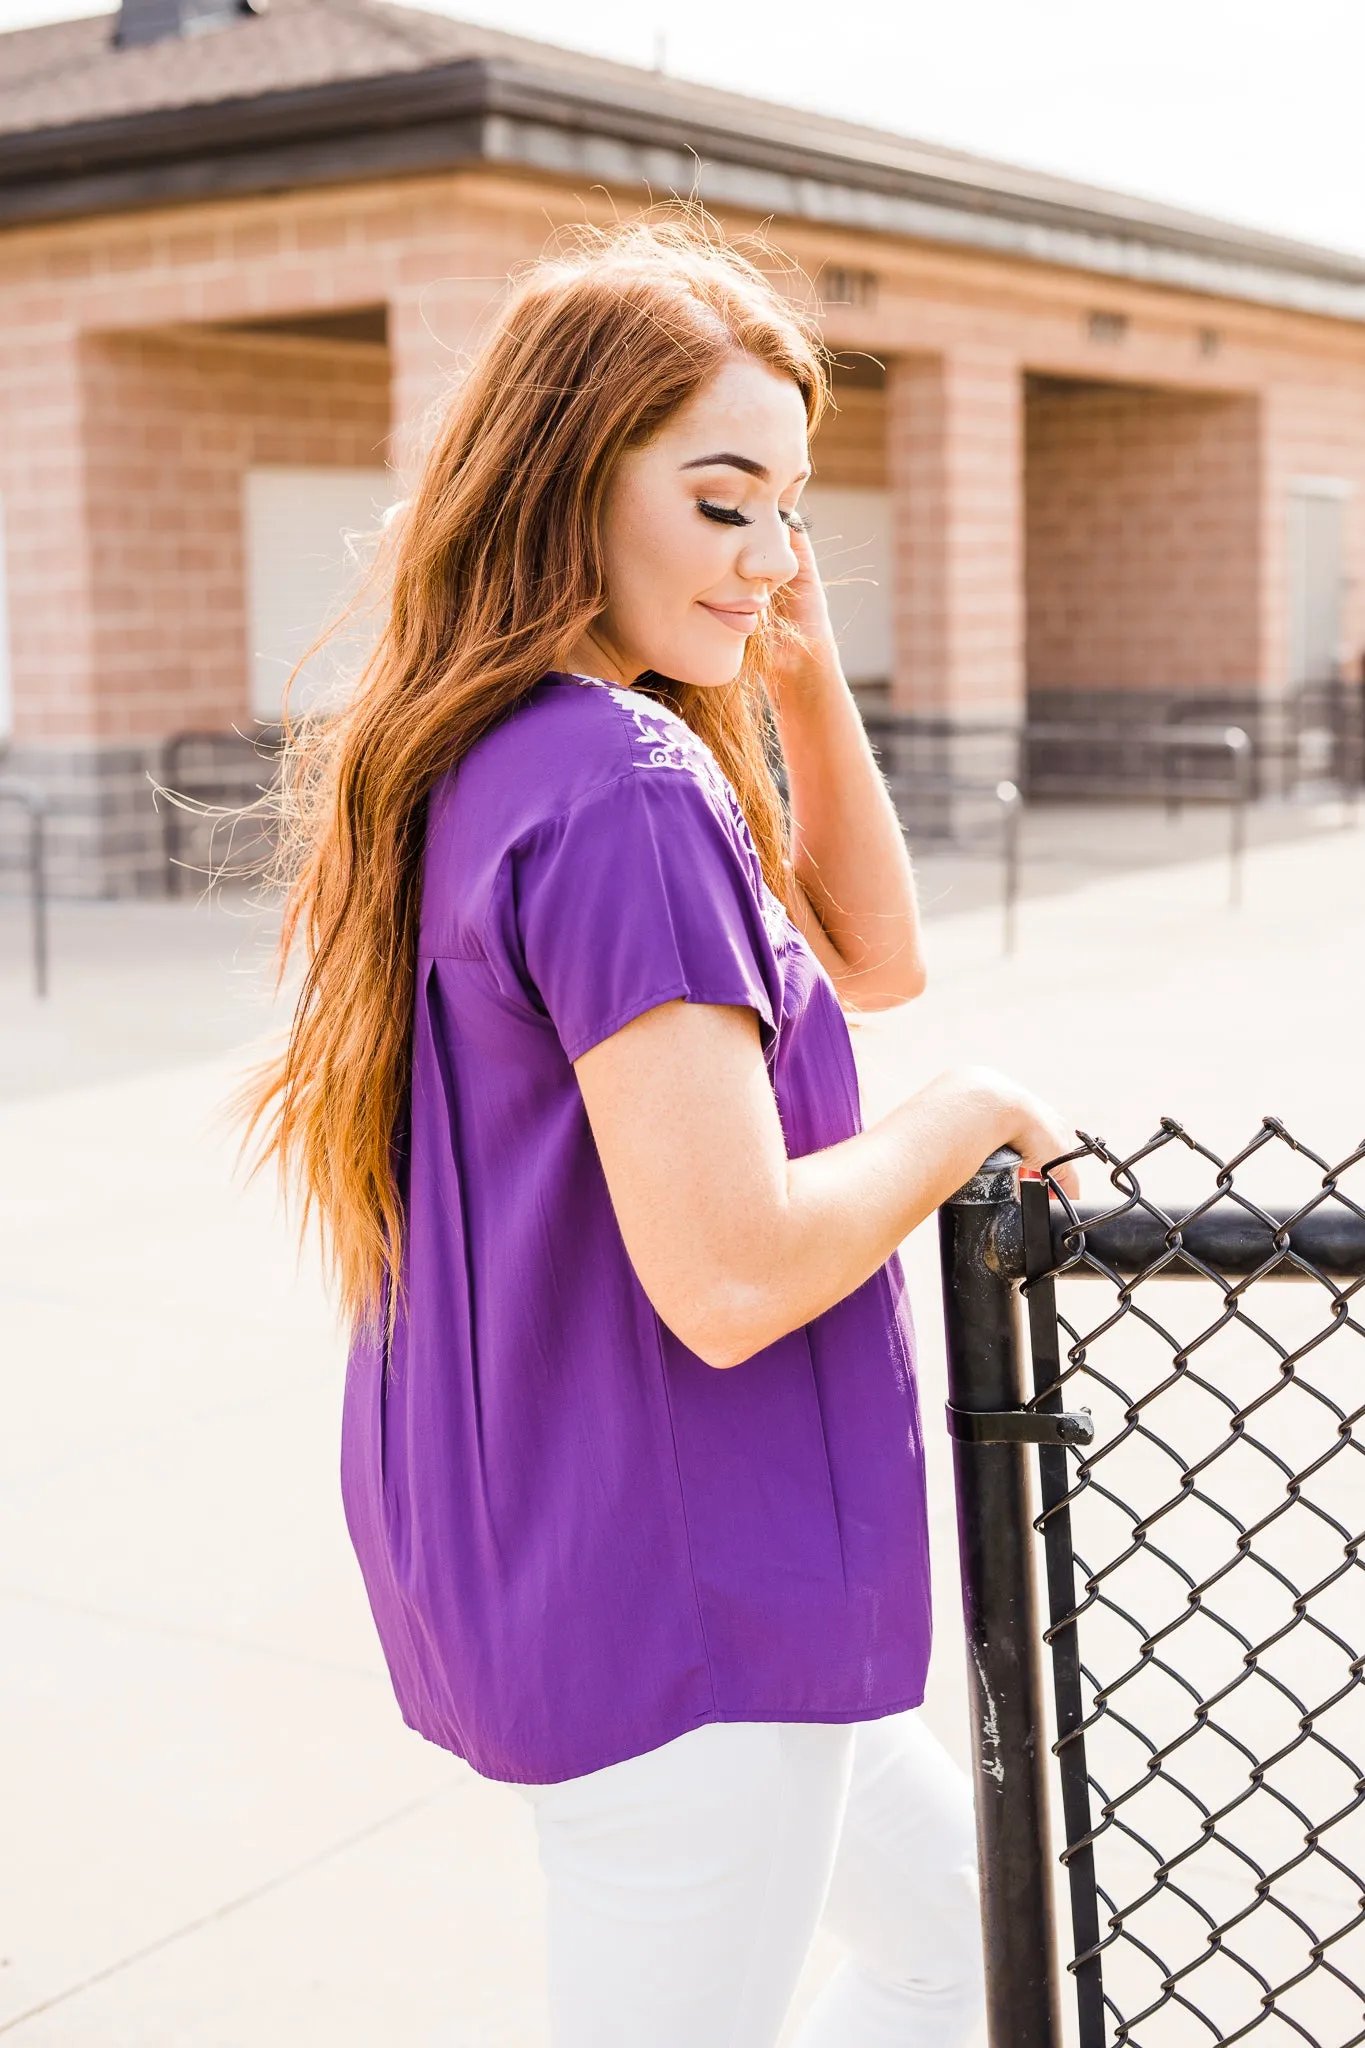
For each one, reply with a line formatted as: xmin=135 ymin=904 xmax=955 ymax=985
xmin=699 ymin=601 xmax=765 ymax=634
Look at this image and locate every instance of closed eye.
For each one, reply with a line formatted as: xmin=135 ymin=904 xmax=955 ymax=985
xmin=697 ymin=499 xmax=751 ymax=527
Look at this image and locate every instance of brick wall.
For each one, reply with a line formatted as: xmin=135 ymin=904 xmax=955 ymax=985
xmin=80 ymin=327 xmax=390 ymax=742
xmin=1025 ymin=376 xmax=1261 ymax=697
xmin=813 ymin=375 xmax=887 ymax=487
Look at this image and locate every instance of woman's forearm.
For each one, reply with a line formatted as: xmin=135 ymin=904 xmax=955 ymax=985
xmin=692 ymin=1069 xmax=1028 ymax=1367
xmin=773 ymin=651 xmax=926 ymax=1006
xmin=576 ymin=1004 xmax=1077 ymax=1375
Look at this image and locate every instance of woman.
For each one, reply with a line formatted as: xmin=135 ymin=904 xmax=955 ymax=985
xmin=250 ymin=218 xmax=1076 ymax=2047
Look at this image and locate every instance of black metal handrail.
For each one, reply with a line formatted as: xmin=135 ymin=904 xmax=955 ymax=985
xmin=1048 ymin=1202 xmax=1365 ymax=1281
xmin=1026 ymin=720 xmax=1253 ymax=908
xmin=0 ymin=777 xmax=49 ymax=997
xmin=858 ymin=712 xmax=1022 ymax=951
xmin=859 ymin=712 xmax=1254 ymax=911
xmin=1028 ymin=682 xmax=1364 ymax=802
xmin=157 ymin=726 xmax=284 ymax=896
xmin=867 ymin=761 xmax=1020 ymax=952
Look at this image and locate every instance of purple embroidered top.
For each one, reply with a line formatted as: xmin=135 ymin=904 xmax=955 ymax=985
xmin=340 ymin=674 xmax=933 ymax=1785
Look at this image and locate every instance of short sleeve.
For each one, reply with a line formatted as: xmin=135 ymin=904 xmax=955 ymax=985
xmin=510 ymin=765 xmax=783 ymax=1063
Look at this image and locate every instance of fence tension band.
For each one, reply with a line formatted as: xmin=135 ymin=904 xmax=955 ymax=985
xmin=945 ymin=1401 xmax=1095 ymax=1447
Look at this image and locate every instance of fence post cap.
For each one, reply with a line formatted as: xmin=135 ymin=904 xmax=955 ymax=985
xmin=945 ymin=1147 xmax=1021 ymax=1206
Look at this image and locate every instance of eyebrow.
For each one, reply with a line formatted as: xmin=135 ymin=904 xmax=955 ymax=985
xmin=680 ymin=452 xmax=768 ymax=480
xmin=680 ymin=451 xmax=812 ymax=483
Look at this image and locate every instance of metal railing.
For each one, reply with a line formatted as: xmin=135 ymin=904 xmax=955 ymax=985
xmin=860 ymin=712 xmax=1253 ymax=922
xmin=1278 ymin=677 xmax=1365 ymax=798
xmin=157 ymin=727 xmax=283 ymax=896
xmin=0 ymin=778 xmax=49 ymax=996
xmin=859 ymin=711 xmax=1022 ymax=950
xmin=1024 ymin=723 xmax=1253 ymax=909
xmin=940 ymin=1125 xmax=1365 ymax=2046
xmin=1026 ymin=683 xmax=1365 ymax=806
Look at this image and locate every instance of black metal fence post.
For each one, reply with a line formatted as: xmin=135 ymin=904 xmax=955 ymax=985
xmin=997 ymin=777 xmax=1021 ymax=955
xmin=1020 ymin=1177 xmax=1104 ymax=2048
xmin=29 ymin=792 xmax=48 ymax=999
xmin=939 ymin=1149 xmax=1066 ymax=2048
xmin=157 ymin=726 xmax=284 ymax=897
xmin=1226 ymin=724 xmax=1250 ymax=909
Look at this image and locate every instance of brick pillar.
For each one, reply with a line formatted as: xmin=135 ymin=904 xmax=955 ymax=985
xmin=0 ymin=329 xmax=96 ymax=745
xmin=888 ymin=350 xmax=1025 ymax=727
xmin=0 ymin=329 xmax=153 ymax=897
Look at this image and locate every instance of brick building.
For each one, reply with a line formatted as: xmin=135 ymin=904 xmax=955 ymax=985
xmin=3 ymin=0 xmax=1365 ymax=892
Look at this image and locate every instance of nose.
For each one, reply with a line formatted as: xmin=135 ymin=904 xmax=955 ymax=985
xmin=738 ymin=512 xmax=800 ymax=588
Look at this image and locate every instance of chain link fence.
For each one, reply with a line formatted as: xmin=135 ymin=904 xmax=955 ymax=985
xmin=941 ymin=1123 xmax=1365 ymax=2048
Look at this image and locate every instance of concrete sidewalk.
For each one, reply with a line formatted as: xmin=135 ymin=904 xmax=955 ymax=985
xmin=0 ymin=811 xmax=1361 ymax=2044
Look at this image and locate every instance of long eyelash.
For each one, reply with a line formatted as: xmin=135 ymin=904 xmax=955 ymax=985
xmin=780 ymin=510 xmax=806 ymax=533
xmin=697 ymin=499 xmax=751 ymax=528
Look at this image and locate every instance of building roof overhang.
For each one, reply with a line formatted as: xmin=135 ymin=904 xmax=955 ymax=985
xmin=5 ymin=36 xmax=1365 ymax=323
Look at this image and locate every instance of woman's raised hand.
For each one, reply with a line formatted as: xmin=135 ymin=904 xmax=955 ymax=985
xmin=772 ymin=516 xmax=841 ymax=698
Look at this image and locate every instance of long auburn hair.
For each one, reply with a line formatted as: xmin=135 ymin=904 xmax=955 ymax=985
xmin=244 ymin=215 xmax=830 ymax=1330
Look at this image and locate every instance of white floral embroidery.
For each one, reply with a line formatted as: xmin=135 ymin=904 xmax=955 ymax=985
xmin=621 ymin=697 xmax=715 ymax=777
xmin=758 ymin=882 xmax=791 ymax=949
xmin=564 ymin=673 xmax=790 ymax=950
xmin=566 ymin=675 xmax=728 ymax=794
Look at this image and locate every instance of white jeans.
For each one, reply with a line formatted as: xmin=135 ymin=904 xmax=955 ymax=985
xmin=516 ymin=1710 xmax=985 ymax=2048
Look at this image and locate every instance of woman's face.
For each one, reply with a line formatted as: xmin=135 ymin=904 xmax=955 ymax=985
xmin=575 ymin=353 xmax=811 ymax=689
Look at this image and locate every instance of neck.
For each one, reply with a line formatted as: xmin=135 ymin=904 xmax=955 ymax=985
xmin=563 ymin=627 xmax=633 ymax=688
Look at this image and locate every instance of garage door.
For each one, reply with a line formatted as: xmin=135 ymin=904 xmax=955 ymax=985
xmin=1288 ymin=477 xmax=1350 ymax=688
xmin=245 ymin=466 xmax=394 ymax=721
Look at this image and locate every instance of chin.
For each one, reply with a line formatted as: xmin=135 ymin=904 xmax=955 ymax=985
xmin=653 ymin=639 xmax=747 ymax=692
